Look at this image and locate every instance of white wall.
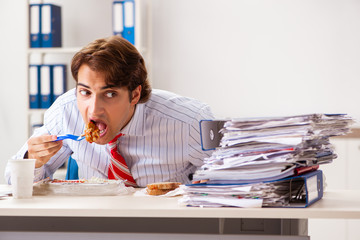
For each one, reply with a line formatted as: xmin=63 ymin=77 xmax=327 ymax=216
xmin=149 ymin=3 xmax=360 ymax=239
xmin=150 ymin=0 xmax=360 ymax=122
xmin=0 ymin=1 xmax=28 ymax=183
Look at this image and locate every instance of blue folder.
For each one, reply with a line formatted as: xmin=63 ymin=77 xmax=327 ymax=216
xmin=29 ymin=65 xmax=41 ymax=109
xmin=52 ymin=64 xmax=67 ymax=101
xmin=190 ymin=170 xmax=324 ymax=208
xmin=29 ymin=4 xmax=42 ymax=48
xmin=263 ymin=169 xmax=323 ymax=208
xmin=113 ymin=0 xmax=135 ymax=45
xmin=41 ymin=4 xmax=62 ymax=48
xmin=40 ymin=64 xmax=53 ymax=109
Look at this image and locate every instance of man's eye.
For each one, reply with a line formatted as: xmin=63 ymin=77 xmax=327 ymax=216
xmin=79 ymin=90 xmax=89 ymax=96
xmin=106 ymin=92 xmax=116 ymax=98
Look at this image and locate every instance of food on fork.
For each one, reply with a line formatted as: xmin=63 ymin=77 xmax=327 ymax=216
xmin=84 ymin=120 xmax=100 ymax=143
xmin=146 ymin=182 xmax=182 ymax=196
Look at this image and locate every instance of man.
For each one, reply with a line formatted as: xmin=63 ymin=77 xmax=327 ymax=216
xmin=5 ymin=36 xmax=214 ymax=187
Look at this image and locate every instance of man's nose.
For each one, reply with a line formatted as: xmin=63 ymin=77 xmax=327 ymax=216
xmin=89 ymin=95 xmax=104 ymax=115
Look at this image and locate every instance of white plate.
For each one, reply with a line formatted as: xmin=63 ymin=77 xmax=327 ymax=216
xmin=33 ymin=178 xmax=134 ymax=196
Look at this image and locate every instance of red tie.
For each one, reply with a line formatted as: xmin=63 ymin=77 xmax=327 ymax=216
xmin=108 ymin=133 xmax=137 ymax=187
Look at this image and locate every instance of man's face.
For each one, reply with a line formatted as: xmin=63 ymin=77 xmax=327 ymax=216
xmin=76 ymin=64 xmax=141 ymax=145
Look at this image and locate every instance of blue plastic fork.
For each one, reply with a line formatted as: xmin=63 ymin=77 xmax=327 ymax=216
xmin=54 ymin=134 xmax=85 ymax=142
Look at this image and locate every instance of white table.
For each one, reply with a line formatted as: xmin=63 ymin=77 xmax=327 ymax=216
xmin=0 ymin=188 xmax=358 ymax=239
xmin=0 ymin=189 xmax=358 ymax=219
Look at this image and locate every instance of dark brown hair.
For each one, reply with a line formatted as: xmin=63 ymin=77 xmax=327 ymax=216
xmin=71 ymin=36 xmax=151 ymax=103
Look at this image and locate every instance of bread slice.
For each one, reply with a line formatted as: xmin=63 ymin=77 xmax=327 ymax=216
xmin=146 ymin=188 xmax=172 ymax=196
xmin=146 ymin=182 xmax=182 ymax=190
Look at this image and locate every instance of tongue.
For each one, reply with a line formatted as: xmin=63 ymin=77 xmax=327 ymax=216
xmin=96 ymin=122 xmax=107 ymax=131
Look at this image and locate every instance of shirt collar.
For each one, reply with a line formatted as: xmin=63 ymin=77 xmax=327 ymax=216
xmin=120 ymin=103 xmax=145 ymax=136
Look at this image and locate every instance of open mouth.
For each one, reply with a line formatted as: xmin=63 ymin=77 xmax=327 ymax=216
xmin=90 ymin=119 xmax=107 ymax=137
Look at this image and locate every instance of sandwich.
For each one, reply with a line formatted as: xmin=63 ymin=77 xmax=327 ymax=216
xmin=146 ymin=182 xmax=182 ymax=196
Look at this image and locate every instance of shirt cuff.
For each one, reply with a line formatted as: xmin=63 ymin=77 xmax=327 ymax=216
xmin=34 ymin=165 xmax=45 ymax=182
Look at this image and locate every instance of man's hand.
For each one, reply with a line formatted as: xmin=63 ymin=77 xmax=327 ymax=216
xmin=27 ymin=135 xmax=63 ymax=168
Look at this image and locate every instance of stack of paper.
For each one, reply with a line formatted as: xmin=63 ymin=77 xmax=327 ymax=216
xmin=180 ymin=114 xmax=353 ymax=208
xmin=193 ymin=114 xmax=353 ymax=184
xmin=180 ymin=170 xmax=322 ymax=208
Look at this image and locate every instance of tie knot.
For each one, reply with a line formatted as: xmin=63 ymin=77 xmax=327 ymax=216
xmin=108 ymin=133 xmax=124 ymax=149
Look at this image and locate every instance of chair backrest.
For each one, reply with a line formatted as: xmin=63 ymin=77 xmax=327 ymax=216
xmin=65 ymin=156 xmax=79 ymax=180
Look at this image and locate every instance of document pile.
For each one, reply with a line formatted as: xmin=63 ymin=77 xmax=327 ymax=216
xmin=180 ymin=114 xmax=354 ymax=208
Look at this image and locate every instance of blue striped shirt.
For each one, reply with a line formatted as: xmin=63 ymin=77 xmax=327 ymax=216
xmin=6 ymin=88 xmax=214 ymax=187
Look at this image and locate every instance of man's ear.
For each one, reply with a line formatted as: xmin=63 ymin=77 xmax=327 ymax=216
xmin=130 ymin=85 xmax=142 ymax=105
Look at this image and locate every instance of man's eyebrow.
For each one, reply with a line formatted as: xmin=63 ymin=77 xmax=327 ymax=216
xmin=77 ymin=83 xmax=90 ymax=88
xmin=102 ymin=84 xmax=118 ymax=90
xmin=77 ymin=83 xmax=118 ymax=90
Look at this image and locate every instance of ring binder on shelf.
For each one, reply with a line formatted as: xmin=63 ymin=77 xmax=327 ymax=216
xmin=52 ymin=64 xmax=67 ymax=101
xmin=40 ymin=65 xmax=53 ymax=109
xmin=29 ymin=4 xmax=42 ymax=48
xmin=41 ymin=4 xmax=62 ymax=48
xmin=29 ymin=64 xmax=41 ymax=109
xmin=113 ymin=0 xmax=135 ymax=45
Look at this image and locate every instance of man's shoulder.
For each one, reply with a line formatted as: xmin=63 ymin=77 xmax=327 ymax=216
xmin=42 ymin=88 xmax=80 ymax=133
xmin=149 ymin=89 xmax=209 ymax=108
xmin=53 ymin=88 xmax=77 ymax=106
xmin=45 ymin=88 xmax=77 ymax=115
xmin=144 ymin=89 xmax=212 ymax=123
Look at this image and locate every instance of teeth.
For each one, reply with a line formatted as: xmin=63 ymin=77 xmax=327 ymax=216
xmin=100 ymin=129 xmax=105 ymax=134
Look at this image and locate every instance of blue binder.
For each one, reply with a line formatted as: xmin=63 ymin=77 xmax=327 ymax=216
xmin=52 ymin=64 xmax=67 ymax=101
xmin=29 ymin=4 xmax=42 ymax=48
xmin=40 ymin=64 xmax=53 ymax=109
xmin=189 ymin=170 xmax=324 ymax=208
xmin=199 ymin=120 xmax=226 ymax=151
xmin=29 ymin=65 xmax=41 ymax=109
xmin=266 ymin=169 xmax=323 ymax=208
xmin=113 ymin=0 xmax=135 ymax=45
xmin=41 ymin=4 xmax=62 ymax=48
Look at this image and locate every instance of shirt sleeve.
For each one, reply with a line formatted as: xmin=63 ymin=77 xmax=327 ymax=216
xmin=187 ymin=103 xmax=215 ymax=167
xmin=34 ymin=165 xmax=46 ymax=181
xmin=4 ymin=98 xmax=73 ymax=184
